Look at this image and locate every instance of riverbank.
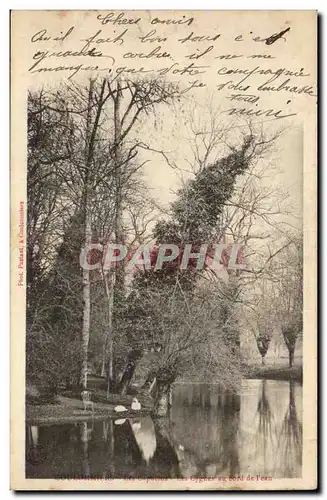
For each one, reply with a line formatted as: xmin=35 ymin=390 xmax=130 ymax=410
xmin=26 ymin=367 xmax=302 ymax=426
xmin=26 ymin=394 xmax=153 ymax=426
xmin=246 ymin=364 xmax=302 ymax=383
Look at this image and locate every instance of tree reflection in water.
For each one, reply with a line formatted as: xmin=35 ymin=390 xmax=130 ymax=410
xmin=130 ymin=417 xmax=156 ymax=465
xmin=169 ymin=385 xmax=241 ymax=478
xmin=81 ymin=421 xmax=92 ymax=478
xmin=276 ymin=381 xmax=302 ymax=477
xmin=25 ymin=381 xmax=302 ymax=479
xmin=241 ymin=379 xmax=302 ymax=478
xmin=212 ymin=392 xmax=241 ymax=478
xmin=254 ymin=379 xmax=277 ymax=474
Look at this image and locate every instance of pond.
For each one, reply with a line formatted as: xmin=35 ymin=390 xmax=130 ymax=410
xmin=26 ymin=379 xmax=302 ymax=479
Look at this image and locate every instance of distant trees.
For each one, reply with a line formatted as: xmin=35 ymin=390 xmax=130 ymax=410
xmin=244 ymin=234 xmax=303 ymax=367
xmin=255 ymin=331 xmax=272 ymax=366
xmin=276 ymin=238 xmax=303 ymax=367
xmin=175 ymin=100 xmax=302 ymax=368
xmin=250 ymin=298 xmax=274 ymax=366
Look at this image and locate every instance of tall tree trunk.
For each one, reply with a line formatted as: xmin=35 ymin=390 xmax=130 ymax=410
xmin=80 ymin=79 xmax=107 ymax=388
xmin=153 ymin=368 xmax=176 ymax=417
xmin=289 ymin=349 xmax=294 ymax=368
xmin=80 ymin=80 xmax=94 ymax=388
xmin=154 ymin=383 xmax=171 ymax=417
xmin=142 ymin=371 xmax=157 ymax=394
xmin=168 ymin=385 xmax=173 ymax=408
xmin=104 ymin=79 xmax=123 ymax=396
xmin=81 ymin=228 xmax=91 ymax=388
xmin=119 ymin=361 xmax=136 ymax=395
xmin=261 ymin=355 xmax=265 ymax=366
xmin=100 ymin=268 xmax=116 ymax=395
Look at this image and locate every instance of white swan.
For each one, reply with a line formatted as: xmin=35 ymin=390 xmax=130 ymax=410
xmin=114 ymin=405 xmax=128 ymax=412
xmin=131 ymin=397 xmax=141 ymax=411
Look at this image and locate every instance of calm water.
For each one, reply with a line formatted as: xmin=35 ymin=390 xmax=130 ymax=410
xmin=26 ymin=379 xmax=302 ymax=479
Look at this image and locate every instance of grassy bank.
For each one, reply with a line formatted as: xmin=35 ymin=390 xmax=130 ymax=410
xmin=246 ymin=364 xmax=302 ymax=383
xmin=26 ymin=394 xmax=153 ymax=426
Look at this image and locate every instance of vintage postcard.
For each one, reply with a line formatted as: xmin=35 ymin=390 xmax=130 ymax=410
xmin=11 ymin=10 xmax=317 ymax=490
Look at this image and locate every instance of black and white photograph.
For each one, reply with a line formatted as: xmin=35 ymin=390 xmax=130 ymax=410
xmin=10 ymin=10 xmax=317 ymax=490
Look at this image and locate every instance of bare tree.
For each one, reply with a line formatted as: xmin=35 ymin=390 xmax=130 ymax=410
xmin=274 ymin=237 xmax=303 ymax=368
xmin=247 ymin=282 xmax=275 ymax=365
xmin=27 ymin=76 xmax=182 ymax=392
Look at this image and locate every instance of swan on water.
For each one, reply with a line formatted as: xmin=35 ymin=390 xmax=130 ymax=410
xmin=114 ymin=405 xmax=128 ymax=412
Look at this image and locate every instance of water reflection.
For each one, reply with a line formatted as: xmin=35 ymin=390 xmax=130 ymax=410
xmin=170 ymin=387 xmax=241 ymax=478
xmin=131 ymin=418 xmax=156 ymax=464
xmin=26 ymin=380 xmax=302 ymax=479
xmin=277 ymin=382 xmax=303 ymax=477
xmin=253 ymin=379 xmax=276 ymax=474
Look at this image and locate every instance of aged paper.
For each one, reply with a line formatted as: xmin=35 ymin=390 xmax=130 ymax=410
xmin=11 ymin=10 xmax=317 ymax=490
